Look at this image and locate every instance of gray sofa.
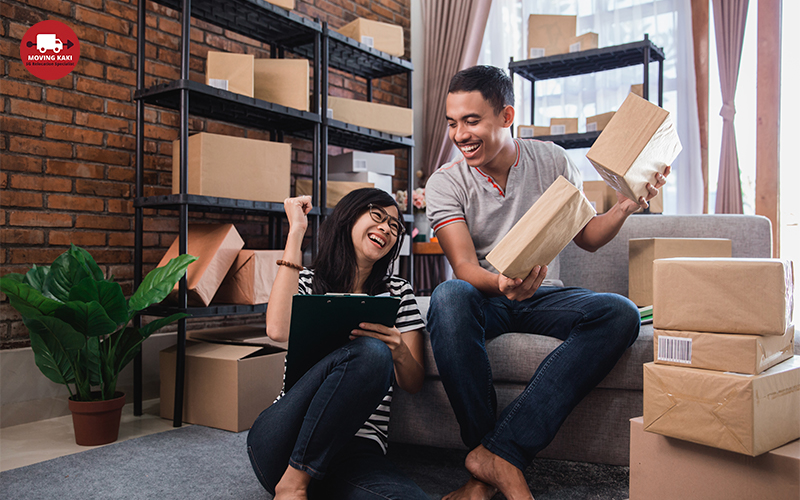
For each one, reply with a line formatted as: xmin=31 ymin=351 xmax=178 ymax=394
xmin=389 ymin=214 xmax=798 ymax=466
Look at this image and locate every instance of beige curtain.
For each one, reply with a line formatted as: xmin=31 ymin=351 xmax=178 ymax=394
xmin=420 ymin=0 xmax=492 ymax=182
xmin=712 ymin=0 xmax=749 ymax=214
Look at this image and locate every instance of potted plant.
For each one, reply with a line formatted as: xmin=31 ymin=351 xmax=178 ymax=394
xmin=0 ymin=244 xmax=196 ymax=446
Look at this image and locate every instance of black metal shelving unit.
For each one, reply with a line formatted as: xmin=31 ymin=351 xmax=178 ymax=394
xmin=509 ymin=35 xmax=665 ymax=150
xmin=133 ymin=0 xmax=414 ymax=426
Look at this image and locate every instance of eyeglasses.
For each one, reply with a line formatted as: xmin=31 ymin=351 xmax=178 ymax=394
xmin=368 ymin=204 xmax=405 ymax=238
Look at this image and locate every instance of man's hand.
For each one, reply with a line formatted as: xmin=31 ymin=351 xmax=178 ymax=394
xmin=617 ymin=166 xmax=670 ymax=215
xmin=497 ymin=265 xmax=547 ymax=301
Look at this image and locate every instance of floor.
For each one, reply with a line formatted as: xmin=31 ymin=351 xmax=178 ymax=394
xmin=0 ymin=399 xmax=179 ymax=472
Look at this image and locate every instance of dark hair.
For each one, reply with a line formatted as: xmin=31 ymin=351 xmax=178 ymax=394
xmin=448 ymin=65 xmax=514 ymax=115
xmin=310 ymin=188 xmax=403 ymax=295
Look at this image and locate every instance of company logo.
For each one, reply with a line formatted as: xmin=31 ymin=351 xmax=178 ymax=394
xmin=20 ymin=20 xmax=80 ymax=81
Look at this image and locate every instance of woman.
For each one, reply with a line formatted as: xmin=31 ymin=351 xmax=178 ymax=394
xmin=247 ymin=188 xmax=428 ymax=500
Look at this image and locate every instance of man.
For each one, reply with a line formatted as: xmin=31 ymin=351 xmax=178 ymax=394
xmin=425 ymin=65 xmax=668 ymax=500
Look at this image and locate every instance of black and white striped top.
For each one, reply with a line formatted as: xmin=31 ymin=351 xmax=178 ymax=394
xmin=282 ymin=268 xmax=425 ymax=453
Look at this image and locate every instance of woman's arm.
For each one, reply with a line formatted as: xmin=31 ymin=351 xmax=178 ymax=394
xmin=350 ymin=324 xmax=425 ymax=393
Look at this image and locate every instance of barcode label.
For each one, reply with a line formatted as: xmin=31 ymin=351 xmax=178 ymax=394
xmin=586 ymin=122 xmax=598 ymax=132
xmin=519 ymin=127 xmax=534 ymax=138
xmin=550 ymin=124 xmax=566 ymax=135
xmin=208 ymin=79 xmax=228 ymax=91
xmin=353 ymin=159 xmax=368 ymax=172
xmin=658 ymin=336 xmax=692 ymax=364
xmin=569 ymin=42 xmax=581 ymax=52
xmin=361 ymin=36 xmax=375 ymax=48
xmin=529 ymin=47 xmax=545 ymax=59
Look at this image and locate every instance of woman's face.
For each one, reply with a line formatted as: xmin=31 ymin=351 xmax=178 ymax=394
xmin=350 ymin=204 xmax=400 ymax=268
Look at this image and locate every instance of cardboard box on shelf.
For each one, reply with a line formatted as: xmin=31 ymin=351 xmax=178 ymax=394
xmin=568 ymin=32 xmax=599 ymax=52
xmin=172 ymin=132 xmax=291 ymax=203
xmin=265 ymin=0 xmax=293 ymax=9
xmin=486 ymin=176 xmax=595 ymax=280
xmin=158 ymin=224 xmax=244 ymax=307
xmin=653 ymin=258 xmax=794 ymax=335
xmin=160 ymin=340 xmax=286 ymax=432
xmin=213 ymin=250 xmax=284 ymax=305
xmin=295 ymin=179 xmax=374 ymax=208
xmin=254 ymin=58 xmax=309 ymax=111
xmin=205 ymin=52 xmax=254 ymax=97
xmin=549 ymin=117 xmax=578 ymax=135
xmin=643 ymin=356 xmax=800 ymax=456
xmin=328 ymin=151 xmax=395 ymax=176
xmin=586 ymin=111 xmax=615 ymax=132
xmin=328 ymin=96 xmax=413 ymax=137
xmin=630 ymin=83 xmax=644 ymax=97
xmin=582 ymin=180 xmax=616 ymax=213
xmin=527 ymin=14 xmax=576 ymax=58
xmin=629 ymin=417 xmax=800 ymax=500
xmin=517 ymin=125 xmax=552 ymax=138
xmin=336 ymin=18 xmax=404 ymax=57
xmin=586 ymin=93 xmax=682 ymax=203
xmin=653 ymin=324 xmax=795 ymax=375
xmin=628 ymin=238 xmax=732 ymax=307
xmin=328 ymin=171 xmax=392 ymax=195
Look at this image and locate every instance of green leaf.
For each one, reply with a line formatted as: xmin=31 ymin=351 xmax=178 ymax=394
xmin=128 ymin=254 xmax=197 ymax=314
xmin=55 ymin=301 xmax=118 ymax=337
xmin=112 ymin=313 xmax=188 ymax=374
xmin=24 ymin=316 xmax=85 ymax=351
xmin=28 ymin=330 xmax=75 ymax=388
xmin=25 ymin=265 xmax=50 ymax=292
xmin=43 ymin=250 xmax=92 ymax=302
xmin=69 ymin=244 xmax=104 ymax=281
xmin=1 ymin=279 xmax=62 ymax=318
xmin=69 ymin=278 xmax=129 ymax=326
xmin=3 ymin=273 xmax=25 ymax=283
xmin=83 ymin=336 xmax=102 ymax=387
xmin=24 ymin=316 xmax=85 ymax=391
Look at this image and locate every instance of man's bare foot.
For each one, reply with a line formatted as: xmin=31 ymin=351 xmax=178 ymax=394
xmin=442 ymin=476 xmax=497 ymax=500
xmin=273 ymin=465 xmax=311 ymax=500
xmin=465 ymin=445 xmax=533 ymax=500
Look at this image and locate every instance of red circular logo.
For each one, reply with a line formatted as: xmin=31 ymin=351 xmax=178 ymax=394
xmin=20 ymin=20 xmax=80 ymax=81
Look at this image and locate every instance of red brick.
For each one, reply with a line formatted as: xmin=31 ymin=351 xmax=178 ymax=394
xmin=46 ymin=124 xmax=104 ymax=145
xmin=145 ymin=27 xmax=180 ymax=51
xmin=73 ymin=0 xmax=103 ymax=9
xmin=107 ymin=232 xmax=138 ymax=247
xmin=72 ymin=23 xmax=106 ymax=45
xmin=0 ymin=228 xmax=45 ymax=245
xmin=105 ymin=0 xmax=138 ymax=22
xmin=76 ymin=145 xmax=131 ymax=166
xmin=149 ymin=60 xmax=180 ymax=80
xmin=107 ymin=133 xmax=135 ymax=150
xmin=205 ymin=122 xmax=247 ymax=137
xmin=46 ymin=160 xmax=104 ymax=179
xmin=45 ymin=88 xmax=104 ymax=112
xmin=143 ymin=248 xmax=169 ymax=264
xmin=75 ymin=214 xmax=131 ymax=230
xmin=48 ymin=230 xmax=106 ymax=246
xmin=9 ymin=137 xmax=73 ymax=158
xmin=0 ymin=173 xmax=6 ymax=189
xmin=1 ymin=305 xmax=21 ymax=322
xmin=107 ymin=66 xmax=136 ymax=86
xmin=76 ymin=179 xmax=131 ymax=198
xmin=107 ymin=166 xmax=135 ymax=182
xmin=159 ymin=17 xmax=182 ymax=37
xmin=143 ymin=218 xmax=179 ymax=232
xmin=48 ymin=194 xmax=104 ymax=212
xmin=9 ymin=248 xmax=67 ymax=265
xmin=76 ymin=77 xmax=131 ymax=101
xmin=0 ymin=191 xmax=43 ymax=208
xmin=108 ymin=198 xmax=134 ymax=214
xmin=9 ymin=99 xmax=72 ymax=123
xmin=26 ymin=0 xmax=72 ymax=15
xmin=108 ymin=264 xmax=136 ymax=280
xmin=74 ymin=59 xmax=106 ymax=79
xmin=75 ymin=112 xmax=130 ymax=133
xmin=1 ymin=116 xmax=43 ymax=136
xmin=0 ymin=80 xmax=43 ymax=100
xmin=144 ymin=124 xmax=178 ymax=141
xmin=76 ymin=6 xmax=130 ymax=35
xmin=9 ymin=174 xmax=72 ymax=192
xmin=7 ymin=61 xmax=74 ymax=89
xmin=106 ymin=32 xmax=138 ymax=54
xmin=9 ymin=211 xmax=72 ymax=228
xmin=80 ymin=44 xmax=134 ymax=68
xmin=106 ymin=101 xmax=136 ymax=119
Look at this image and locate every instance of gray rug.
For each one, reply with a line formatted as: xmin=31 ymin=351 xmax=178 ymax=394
xmin=0 ymin=426 xmax=629 ymax=499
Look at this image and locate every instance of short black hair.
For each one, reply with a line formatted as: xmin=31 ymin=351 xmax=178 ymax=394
xmin=448 ymin=65 xmax=514 ymax=115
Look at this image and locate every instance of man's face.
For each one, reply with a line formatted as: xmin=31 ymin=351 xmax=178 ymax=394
xmin=446 ymin=90 xmax=512 ymax=169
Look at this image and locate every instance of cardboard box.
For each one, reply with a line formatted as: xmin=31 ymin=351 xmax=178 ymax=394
xmin=336 ymin=18 xmax=404 ymax=57
xmin=568 ymin=32 xmax=599 ymax=52
xmin=265 ymin=0 xmax=293 ymax=9
xmin=586 ymin=111 xmax=615 ymax=132
xmin=172 ymin=132 xmax=291 ymax=203
xmin=213 ymin=250 xmax=284 ymax=305
xmin=582 ymin=180 xmax=616 ymax=213
xmin=187 ymin=324 xmax=287 ymax=350
xmin=205 ymin=52 xmax=254 ymax=97
xmin=158 ymin=224 xmax=244 ymax=307
xmin=653 ymin=258 xmax=794 ymax=335
xmin=647 ymin=188 xmax=663 ymax=213
xmin=629 ymin=416 xmax=800 ymax=500
xmin=527 ymin=14 xmax=576 ymax=58
xmin=486 ymin=176 xmax=595 ymax=280
xmin=586 ymin=93 xmax=682 ymax=203
xmin=328 ymin=171 xmax=392 ymax=195
xmin=518 ymin=125 xmax=552 ymax=138
xmin=160 ymin=340 xmax=286 ymax=432
xmin=328 ymin=151 xmax=395 ymax=176
xmin=630 ymin=83 xmax=644 ymax=97
xmin=628 ymin=238 xmax=732 ymax=307
xmin=254 ymin=58 xmax=309 ymax=111
xmin=654 ymin=325 xmax=795 ymax=375
xmin=643 ymin=357 xmax=800 ymax=456
xmin=549 ymin=117 xmax=578 ymax=135
xmin=328 ymin=96 xmax=413 ymax=137
xmin=295 ymin=178 xmax=373 ymax=208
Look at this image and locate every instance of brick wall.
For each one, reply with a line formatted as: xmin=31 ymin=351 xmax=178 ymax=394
xmin=0 ymin=0 xmax=411 ymax=349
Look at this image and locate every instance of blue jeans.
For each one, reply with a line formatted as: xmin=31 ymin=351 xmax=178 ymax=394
xmin=427 ymin=280 xmax=640 ymax=472
xmin=246 ymin=336 xmax=427 ymax=500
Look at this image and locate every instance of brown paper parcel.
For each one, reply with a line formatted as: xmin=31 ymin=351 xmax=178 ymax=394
xmin=643 ymin=357 xmax=800 ymax=456
xmin=653 ymin=324 xmax=795 ymax=375
xmin=295 ymin=179 xmax=373 ymax=208
xmin=254 ymin=58 xmax=309 ymax=111
xmin=653 ymin=258 xmax=794 ymax=335
xmin=213 ymin=250 xmax=284 ymax=305
xmin=486 ymin=176 xmax=596 ymax=280
xmin=205 ymin=52 xmax=254 ymax=97
xmin=628 ymin=237 xmax=732 ymax=307
xmin=582 ymin=180 xmax=616 ymax=213
xmin=158 ymin=224 xmax=244 ymax=307
xmin=586 ymin=93 xmax=682 ymax=203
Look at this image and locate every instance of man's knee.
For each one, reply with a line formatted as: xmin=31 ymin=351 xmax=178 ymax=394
xmin=429 ymin=279 xmax=482 ymax=318
xmin=597 ymin=293 xmax=640 ymax=347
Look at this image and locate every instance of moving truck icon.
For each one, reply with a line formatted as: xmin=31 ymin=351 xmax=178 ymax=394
xmin=37 ymin=34 xmax=63 ymax=53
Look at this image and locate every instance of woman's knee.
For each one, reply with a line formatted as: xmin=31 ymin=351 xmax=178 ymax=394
xmin=348 ymin=336 xmax=393 ymax=380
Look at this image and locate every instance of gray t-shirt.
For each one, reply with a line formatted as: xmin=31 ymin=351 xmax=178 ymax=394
xmin=425 ymin=138 xmax=582 ymax=285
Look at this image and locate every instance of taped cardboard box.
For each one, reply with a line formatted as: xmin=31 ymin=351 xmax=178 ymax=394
xmin=586 ymin=93 xmax=682 ymax=203
xmin=328 ymin=151 xmax=395 ymax=176
xmin=527 ymin=14 xmax=576 ymax=58
xmin=653 ymin=258 xmax=794 ymax=335
xmin=295 ymin=178 xmax=373 ymax=208
xmin=328 ymin=171 xmax=392 ymax=195
xmin=518 ymin=125 xmax=552 ymax=138
xmin=265 ymin=0 xmax=293 ymax=10
xmin=582 ymin=180 xmax=616 ymax=213
xmin=160 ymin=340 xmax=286 ymax=432
xmin=254 ymin=58 xmax=309 ymax=111
xmin=586 ymin=111 xmax=615 ymax=132
xmin=206 ymin=52 xmax=254 ymax=97
xmin=158 ymin=224 xmax=244 ymax=307
xmin=654 ymin=325 xmax=795 ymax=375
xmin=336 ymin=18 xmax=404 ymax=57
xmin=328 ymin=96 xmax=413 ymax=137
xmin=568 ymin=32 xmax=599 ymax=52
xmin=172 ymin=132 xmax=291 ymax=203
xmin=486 ymin=176 xmax=595 ymax=280
xmin=628 ymin=238 xmax=732 ymax=307
xmin=549 ymin=117 xmax=578 ymax=135
xmin=629 ymin=417 xmax=800 ymax=500
xmin=643 ymin=357 xmax=800 ymax=456
xmin=213 ymin=250 xmax=284 ymax=305
xmin=630 ymin=83 xmax=644 ymax=97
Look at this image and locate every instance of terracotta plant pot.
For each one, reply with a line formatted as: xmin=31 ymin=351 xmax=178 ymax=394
xmin=68 ymin=392 xmax=126 ymax=446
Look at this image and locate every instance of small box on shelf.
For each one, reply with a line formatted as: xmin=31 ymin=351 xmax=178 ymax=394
xmin=585 ymin=111 xmax=615 ymax=132
xmin=295 ymin=178 xmax=374 ymax=208
xmin=254 ymin=58 xmax=310 ymax=111
xmin=527 ymin=14 xmax=576 ymax=58
xmin=328 ymin=151 xmax=395 ymax=176
xmin=568 ymin=32 xmax=598 ymax=52
xmin=518 ymin=125 xmax=551 ymax=138
xmin=582 ymin=180 xmax=616 ymax=213
xmin=336 ymin=18 xmax=404 ymax=57
xmin=328 ymin=96 xmax=413 ymax=136
xmin=549 ymin=117 xmax=578 ymax=135
xmin=206 ymin=52 xmax=254 ymax=97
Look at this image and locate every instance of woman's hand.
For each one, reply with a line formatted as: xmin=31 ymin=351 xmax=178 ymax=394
xmin=284 ymin=195 xmax=313 ymax=234
xmin=350 ymin=322 xmax=406 ymax=358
